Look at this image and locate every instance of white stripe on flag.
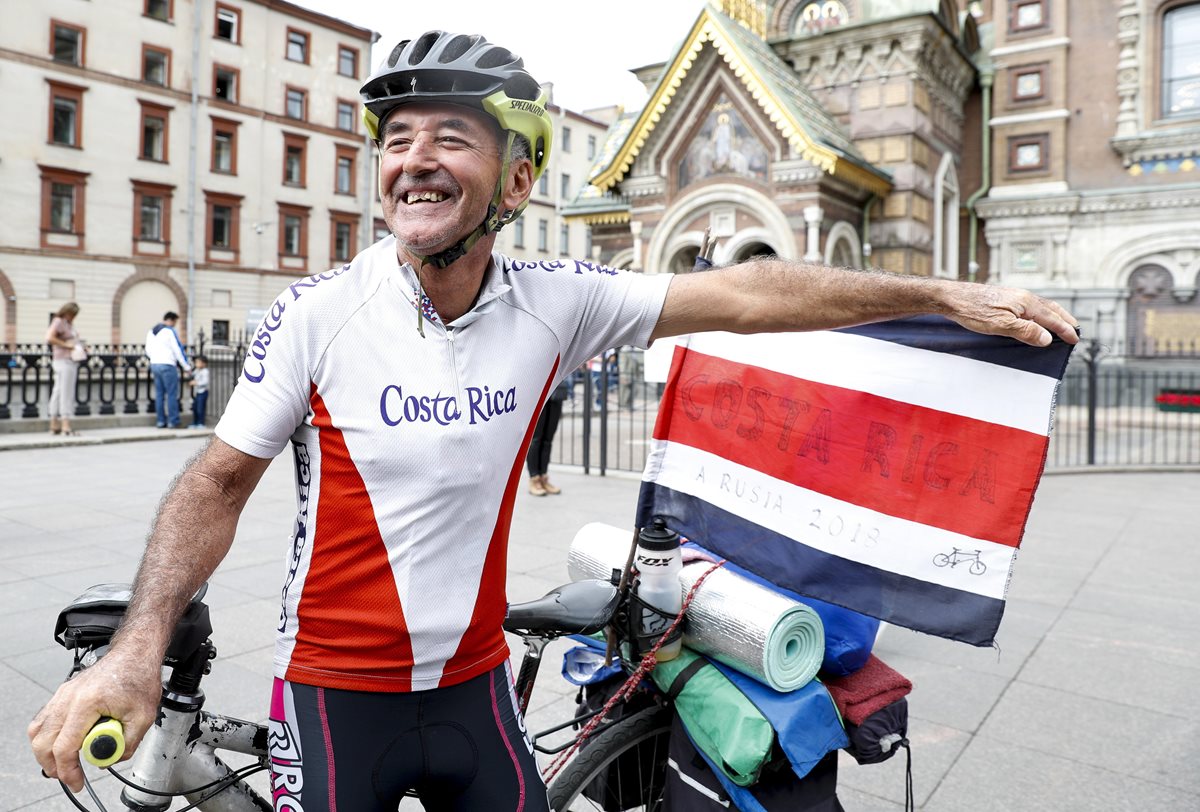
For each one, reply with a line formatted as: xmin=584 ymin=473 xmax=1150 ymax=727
xmin=683 ymin=331 xmax=1059 ymax=435
xmin=645 ymin=439 xmax=1015 ymax=600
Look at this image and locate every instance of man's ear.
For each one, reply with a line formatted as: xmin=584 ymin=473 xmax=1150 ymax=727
xmin=502 ymin=160 xmax=534 ymax=214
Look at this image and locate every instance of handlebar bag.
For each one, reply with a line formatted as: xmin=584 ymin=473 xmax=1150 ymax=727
xmin=650 ymin=648 xmax=776 ymax=787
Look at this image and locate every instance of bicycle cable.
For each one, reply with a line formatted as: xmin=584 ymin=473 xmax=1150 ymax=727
xmin=103 ymin=759 xmax=267 ymax=803
xmin=542 ymin=558 xmax=727 ymax=783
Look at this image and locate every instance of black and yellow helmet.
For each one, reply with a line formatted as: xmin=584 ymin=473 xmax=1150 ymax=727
xmin=360 ymin=31 xmax=553 ymax=181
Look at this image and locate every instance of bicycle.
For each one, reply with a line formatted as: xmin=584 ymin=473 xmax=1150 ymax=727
xmin=931 ymin=547 xmax=987 ymax=575
xmin=49 ymin=573 xmax=675 ymax=811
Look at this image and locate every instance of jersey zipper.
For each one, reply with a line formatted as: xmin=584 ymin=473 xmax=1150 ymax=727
xmin=445 ymin=324 xmax=463 ymax=399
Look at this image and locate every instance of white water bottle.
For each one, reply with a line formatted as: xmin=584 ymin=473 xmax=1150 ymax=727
xmin=634 ymin=517 xmax=683 ymax=661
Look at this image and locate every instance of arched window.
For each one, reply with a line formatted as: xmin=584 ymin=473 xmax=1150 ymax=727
xmin=933 ymin=152 xmax=960 ymax=279
xmin=793 ymin=1 xmax=849 ymax=37
xmin=1163 ymin=4 xmax=1200 ymax=118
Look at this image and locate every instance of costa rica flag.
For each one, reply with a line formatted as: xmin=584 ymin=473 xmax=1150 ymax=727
xmin=635 ymin=316 xmax=1074 ymax=646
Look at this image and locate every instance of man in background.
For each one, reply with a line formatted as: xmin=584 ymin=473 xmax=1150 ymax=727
xmin=144 ymin=311 xmax=191 ymax=429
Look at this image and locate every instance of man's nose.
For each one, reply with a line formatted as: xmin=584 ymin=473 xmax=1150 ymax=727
xmin=404 ymin=133 xmax=439 ymax=171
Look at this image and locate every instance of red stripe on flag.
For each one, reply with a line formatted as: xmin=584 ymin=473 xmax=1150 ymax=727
xmin=287 ymin=387 xmax=415 ymax=691
xmin=440 ymin=358 xmax=562 ymax=687
xmin=654 ymin=347 xmax=1046 ymax=547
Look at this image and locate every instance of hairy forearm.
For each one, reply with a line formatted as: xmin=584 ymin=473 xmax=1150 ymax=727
xmin=111 ymin=443 xmax=265 ymax=663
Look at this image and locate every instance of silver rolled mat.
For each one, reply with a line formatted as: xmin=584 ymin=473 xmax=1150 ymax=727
xmin=566 ymin=522 xmax=825 ymax=692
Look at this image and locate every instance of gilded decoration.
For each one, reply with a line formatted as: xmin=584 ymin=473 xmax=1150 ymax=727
xmin=679 ymin=97 xmax=771 ymax=188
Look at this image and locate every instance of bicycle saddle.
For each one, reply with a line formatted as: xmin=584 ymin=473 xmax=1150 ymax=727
xmin=504 ymin=579 xmax=619 ymax=636
xmin=54 ymin=582 xmax=212 ymax=662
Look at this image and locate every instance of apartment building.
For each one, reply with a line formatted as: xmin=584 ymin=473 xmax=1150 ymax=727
xmin=0 ymin=0 xmax=377 ymax=345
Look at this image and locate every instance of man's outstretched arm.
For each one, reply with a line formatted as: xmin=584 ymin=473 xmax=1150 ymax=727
xmin=28 ymin=438 xmax=271 ymax=792
xmin=651 ymin=258 xmax=1079 ymax=347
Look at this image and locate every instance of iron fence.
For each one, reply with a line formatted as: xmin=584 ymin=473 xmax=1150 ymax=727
xmin=4 ymin=339 xmax=1197 ymax=471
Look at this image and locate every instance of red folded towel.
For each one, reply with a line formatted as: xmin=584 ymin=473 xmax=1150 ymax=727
xmin=822 ymin=653 xmax=913 ymax=726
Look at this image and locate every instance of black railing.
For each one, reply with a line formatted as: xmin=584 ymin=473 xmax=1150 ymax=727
xmin=5 ymin=339 xmax=1198 ymax=470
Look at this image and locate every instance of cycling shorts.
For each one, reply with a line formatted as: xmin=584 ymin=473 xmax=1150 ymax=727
xmin=267 ymin=661 xmax=549 ymax=811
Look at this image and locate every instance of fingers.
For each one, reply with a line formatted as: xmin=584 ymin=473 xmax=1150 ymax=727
xmin=28 ymin=701 xmax=95 ymax=793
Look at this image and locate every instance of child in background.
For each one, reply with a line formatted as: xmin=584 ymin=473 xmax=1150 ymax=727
xmin=188 ymin=356 xmax=209 ymax=429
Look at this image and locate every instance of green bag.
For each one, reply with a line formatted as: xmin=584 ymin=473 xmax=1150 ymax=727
xmin=650 ymin=647 xmax=775 ymax=786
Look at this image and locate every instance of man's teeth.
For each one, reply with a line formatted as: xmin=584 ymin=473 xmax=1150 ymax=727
xmin=406 ymin=191 xmax=447 ymax=203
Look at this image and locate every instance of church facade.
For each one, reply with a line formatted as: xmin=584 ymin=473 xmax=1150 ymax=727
xmin=567 ymin=0 xmax=1200 ymax=353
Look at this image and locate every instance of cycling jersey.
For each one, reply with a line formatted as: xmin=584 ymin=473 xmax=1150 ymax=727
xmin=215 ymin=236 xmax=671 ymax=693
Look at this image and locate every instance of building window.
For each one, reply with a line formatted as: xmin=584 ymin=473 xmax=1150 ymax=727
xmin=337 ymin=99 xmax=356 ymax=132
xmin=139 ymin=101 xmax=170 ymax=162
xmin=132 ymin=181 xmax=173 ymax=246
xmin=335 ymin=146 xmax=356 ymax=195
xmin=145 ymin=0 xmax=172 ymax=22
xmin=211 ymin=117 xmax=239 ymax=174
xmin=282 ymin=133 xmax=307 ymax=186
xmin=204 ymin=191 xmax=242 ymax=260
xmin=330 ymin=213 xmax=358 ymax=263
xmin=1011 ymin=64 xmax=1046 ymax=102
xmin=51 ymin=21 xmax=85 ymax=66
xmin=211 ymin=319 xmax=230 ymax=343
xmin=142 ymin=45 xmax=170 ymax=86
xmin=513 ymin=218 xmax=525 ymax=248
xmin=538 ymin=173 xmax=549 ymax=197
xmin=278 ymin=204 xmax=310 ymax=259
xmin=1008 ymin=133 xmax=1049 ymax=172
xmin=561 ymin=125 xmax=572 ymax=153
xmin=560 ymin=173 xmax=571 ymax=199
xmin=560 ymin=223 xmax=570 ymax=256
xmin=215 ymin=4 xmax=240 ymax=43
xmin=1163 ymin=4 xmax=1200 ymax=118
xmin=286 ymin=28 xmax=309 ymax=63
xmin=285 ymin=86 xmax=306 ymax=120
xmin=374 ymin=217 xmax=390 ymax=242
xmin=1008 ymin=0 xmax=1047 ymax=33
xmin=338 ymin=45 xmax=358 ymax=78
xmin=48 ymin=81 xmax=85 ymax=148
xmin=214 ymin=65 xmax=238 ymax=103
xmin=587 ymin=134 xmax=597 ymax=160
xmin=538 ymin=219 xmax=548 ymax=252
xmin=39 ymin=165 xmax=88 ymax=249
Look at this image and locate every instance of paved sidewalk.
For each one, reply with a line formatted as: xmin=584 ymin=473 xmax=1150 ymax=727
xmin=0 ymin=433 xmax=1196 ymax=810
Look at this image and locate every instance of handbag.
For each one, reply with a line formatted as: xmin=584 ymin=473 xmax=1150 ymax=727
xmin=70 ymin=342 xmax=87 ymax=362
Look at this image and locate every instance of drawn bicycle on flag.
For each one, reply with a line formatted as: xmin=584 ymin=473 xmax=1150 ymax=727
xmin=931 ymin=547 xmax=987 ymax=576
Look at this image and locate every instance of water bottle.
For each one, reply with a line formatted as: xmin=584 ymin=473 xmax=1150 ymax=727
xmin=634 ymin=517 xmax=683 ymax=661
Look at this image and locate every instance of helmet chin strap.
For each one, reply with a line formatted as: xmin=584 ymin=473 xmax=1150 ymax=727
xmin=408 ymin=132 xmax=525 ymax=338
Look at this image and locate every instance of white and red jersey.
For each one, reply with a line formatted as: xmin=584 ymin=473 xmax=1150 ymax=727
xmin=215 ymin=236 xmax=671 ymax=692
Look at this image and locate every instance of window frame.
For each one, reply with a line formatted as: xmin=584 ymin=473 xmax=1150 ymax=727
xmin=561 ymin=125 xmax=572 ymax=153
xmin=560 ymin=172 xmax=571 ymax=199
xmin=537 ymin=218 xmax=548 ymax=252
xmin=513 ymin=218 xmax=525 ymax=248
xmin=373 ymin=217 xmax=390 ymax=243
xmin=144 ymin=0 xmax=174 ymax=22
xmin=1161 ymin=3 xmax=1200 ymax=120
xmin=336 ymin=98 xmax=357 ymax=133
xmin=282 ymin=132 xmax=308 ymax=187
xmin=1009 ymin=62 xmax=1048 ymax=103
xmin=50 ymin=20 xmax=86 ymax=66
xmin=214 ymin=3 xmax=241 ymax=44
xmin=587 ymin=134 xmax=597 ymax=161
xmin=141 ymin=44 xmax=172 ymax=86
xmin=1007 ymin=0 xmax=1049 ymax=34
xmin=1007 ymin=132 xmax=1050 ymax=173
xmin=204 ymin=190 xmax=243 ymax=261
xmin=47 ymin=80 xmax=86 ymax=148
xmin=138 ymin=99 xmax=172 ymax=163
xmin=213 ymin=63 xmax=239 ymax=104
xmin=285 ymin=85 xmax=307 ymax=121
xmin=39 ymin=164 xmax=89 ymax=249
xmin=132 ymin=179 xmax=174 ymax=249
xmin=337 ymin=44 xmax=359 ymax=78
xmin=334 ymin=144 xmax=357 ymax=196
xmin=210 ymin=116 xmax=240 ymax=175
xmin=278 ymin=202 xmax=311 ymax=261
xmin=559 ymin=222 xmax=570 ymax=256
xmin=329 ymin=210 xmax=359 ymax=264
xmin=285 ymin=28 xmax=310 ymax=64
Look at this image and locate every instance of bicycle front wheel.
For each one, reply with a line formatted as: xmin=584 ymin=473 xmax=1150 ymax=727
xmin=547 ymin=704 xmax=674 ymax=812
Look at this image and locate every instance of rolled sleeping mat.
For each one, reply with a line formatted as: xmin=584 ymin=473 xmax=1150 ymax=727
xmin=567 ymin=522 xmax=825 ymax=691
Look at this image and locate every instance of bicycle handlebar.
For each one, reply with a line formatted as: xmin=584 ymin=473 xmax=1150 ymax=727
xmin=82 ymin=717 xmax=125 ymax=768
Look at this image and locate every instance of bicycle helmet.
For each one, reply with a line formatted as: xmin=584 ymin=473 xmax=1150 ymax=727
xmin=361 ymin=32 xmax=554 ymax=276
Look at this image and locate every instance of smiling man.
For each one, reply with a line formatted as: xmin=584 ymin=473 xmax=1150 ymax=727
xmin=30 ymin=30 xmax=1079 ymax=811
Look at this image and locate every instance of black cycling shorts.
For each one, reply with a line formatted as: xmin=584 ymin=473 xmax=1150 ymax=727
xmin=267 ymin=661 xmax=550 ymax=811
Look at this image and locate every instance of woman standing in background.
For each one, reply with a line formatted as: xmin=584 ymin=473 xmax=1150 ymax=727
xmin=527 ymin=376 xmax=571 ymax=496
xmin=45 ymin=302 xmax=84 ymax=436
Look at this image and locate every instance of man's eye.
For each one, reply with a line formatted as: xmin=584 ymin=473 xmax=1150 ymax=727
xmin=386 ymin=139 xmax=411 ymax=152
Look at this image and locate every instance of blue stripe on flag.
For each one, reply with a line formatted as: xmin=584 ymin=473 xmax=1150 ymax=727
xmin=835 ymin=315 xmax=1074 ymax=378
xmin=636 ymin=481 xmax=1005 ymax=646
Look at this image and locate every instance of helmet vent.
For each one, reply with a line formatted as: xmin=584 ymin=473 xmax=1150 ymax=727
xmin=440 ymin=34 xmax=477 ymax=63
xmin=476 ymin=47 xmax=517 ymax=69
xmin=387 ymin=40 xmax=410 ymax=68
xmin=408 ymin=31 xmax=442 ymax=65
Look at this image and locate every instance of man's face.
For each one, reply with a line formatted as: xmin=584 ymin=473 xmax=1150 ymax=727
xmin=377 ymin=103 xmax=506 ymax=263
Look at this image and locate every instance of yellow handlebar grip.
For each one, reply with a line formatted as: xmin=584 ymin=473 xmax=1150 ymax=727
xmin=82 ymin=717 xmax=125 ymax=768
